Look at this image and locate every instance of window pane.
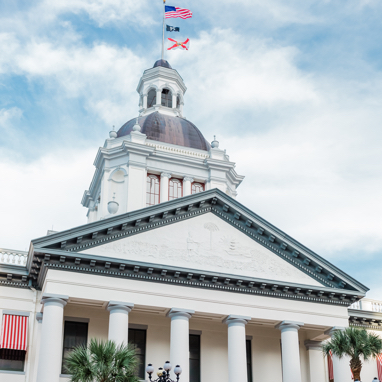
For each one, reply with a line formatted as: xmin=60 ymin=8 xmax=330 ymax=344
xmin=177 ymin=95 xmax=180 ymax=109
xmin=169 ymin=179 xmax=182 ymax=200
xmin=147 ymin=89 xmax=156 ymax=108
xmin=189 ymin=334 xmax=200 ymax=382
xmin=147 ymin=175 xmax=160 ymax=206
xmin=62 ymin=321 xmax=88 ymax=374
xmin=129 ymin=329 xmax=146 ymax=379
xmin=161 ymin=88 xmax=172 ymax=108
xmin=191 ymin=183 xmax=204 ymax=194
xmin=0 ymin=349 xmax=25 ymax=372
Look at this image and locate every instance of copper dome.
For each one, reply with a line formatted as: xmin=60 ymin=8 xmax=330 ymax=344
xmin=117 ymin=112 xmax=211 ymax=151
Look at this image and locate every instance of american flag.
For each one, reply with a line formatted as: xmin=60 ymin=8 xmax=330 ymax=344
xmin=165 ymin=6 xmax=192 ymax=19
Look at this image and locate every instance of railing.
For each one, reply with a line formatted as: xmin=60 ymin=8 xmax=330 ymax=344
xmin=0 ymin=248 xmax=28 ymax=267
xmin=349 ymin=298 xmax=382 ymax=312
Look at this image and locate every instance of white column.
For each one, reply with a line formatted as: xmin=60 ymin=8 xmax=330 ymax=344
xmin=325 ymin=327 xmax=352 ymax=382
xmin=168 ymin=308 xmax=194 ymax=382
xmin=107 ymin=301 xmax=134 ymax=346
xmin=224 ymin=315 xmax=250 ymax=382
xmin=172 ymin=93 xmax=177 ymax=109
xmin=36 ymin=294 xmax=68 ymax=382
xmin=156 ymin=89 xmax=162 ymax=105
xmin=183 ymin=177 xmax=194 ymax=196
xmin=305 ymin=340 xmax=326 ymax=382
xmin=160 ymin=172 xmax=171 ymax=203
xmin=143 ymin=94 xmax=148 ymax=109
xmin=30 ymin=313 xmax=43 ymax=382
xmin=276 ymin=321 xmax=304 ymax=382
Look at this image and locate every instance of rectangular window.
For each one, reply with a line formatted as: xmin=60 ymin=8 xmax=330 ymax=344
xmin=189 ymin=334 xmax=201 ymax=382
xmin=61 ymin=321 xmax=88 ymax=374
xmin=246 ymin=339 xmax=253 ymax=382
xmin=0 ymin=349 xmax=25 ymax=372
xmin=146 ymin=174 xmax=160 ymax=206
xmin=129 ymin=328 xmax=146 ymax=379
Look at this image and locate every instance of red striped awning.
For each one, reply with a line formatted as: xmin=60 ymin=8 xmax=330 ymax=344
xmin=377 ymin=354 xmax=382 ymax=381
xmin=328 ymin=350 xmax=334 ymax=381
xmin=0 ymin=314 xmax=28 ymax=351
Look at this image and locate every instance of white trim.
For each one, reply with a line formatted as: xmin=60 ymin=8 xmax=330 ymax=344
xmin=2 ymin=310 xmax=30 ymax=317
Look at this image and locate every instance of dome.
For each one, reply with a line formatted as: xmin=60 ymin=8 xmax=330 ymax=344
xmin=117 ymin=112 xmax=211 ymax=151
xmin=153 ymin=59 xmax=172 ymax=69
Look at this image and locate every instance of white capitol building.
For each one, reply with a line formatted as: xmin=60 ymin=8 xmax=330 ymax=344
xmin=0 ymin=59 xmax=381 ymax=382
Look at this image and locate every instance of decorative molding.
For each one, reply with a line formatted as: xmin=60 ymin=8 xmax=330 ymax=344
xmin=32 ymin=249 xmax=362 ymax=306
xmin=348 ymin=308 xmax=382 ymax=330
xmin=2 ymin=310 xmax=30 ymax=317
xmin=23 ymin=190 xmax=367 ymax=304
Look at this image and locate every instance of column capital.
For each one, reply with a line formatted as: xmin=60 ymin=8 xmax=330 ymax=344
xmin=167 ymin=308 xmax=195 ymax=319
xmin=324 ymin=326 xmax=346 ymax=337
xmin=41 ymin=293 xmax=69 ymax=307
xmin=36 ymin=312 xmax=43 ymax=323
xmin=304 ymin=340 xmax=323 ymax=351
xmin=223 ymin=315 xmax=251 ymax=326
xmin=107 ymin=301 xmax=134 ymax=313
xmin=161 ymin=172 xmax=172 ymax=179
xmin=183 ymin=176 xmax=194 ymax=182
xmin=275 ymin=320 xmax=304 ymax=331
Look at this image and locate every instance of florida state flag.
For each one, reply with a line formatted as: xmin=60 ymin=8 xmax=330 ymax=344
xmin=167 ymin=38 xmax=190 ymax=51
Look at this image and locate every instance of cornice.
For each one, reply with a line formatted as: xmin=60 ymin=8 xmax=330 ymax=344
xmin=26 ymin=189 xmax=368 ymax=299
xmin=348 ymin=308 xmax=382 ymax=330
xmin=137 ymin=67 xmax=187 ymax=94
xmin=348 ymin=309 xmax=382 ymax=330
xmin=30 ymin=247 xmax=361 ymax=306
xmin=204 ymin=158 xmax=236 ymax=171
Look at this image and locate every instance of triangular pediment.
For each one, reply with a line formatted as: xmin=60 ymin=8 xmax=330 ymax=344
xmin=80 ymin=212 xmax=323 ymax=287
xmin=29 ymin=189 xmax=368 ymax=303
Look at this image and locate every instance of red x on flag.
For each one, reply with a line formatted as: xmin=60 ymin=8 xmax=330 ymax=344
xmin=167 ymin=38 xmax=190 ymax=50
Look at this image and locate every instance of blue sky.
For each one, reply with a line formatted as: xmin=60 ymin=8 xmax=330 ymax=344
xmin=0 ymin=0 xmax=381 ymax=298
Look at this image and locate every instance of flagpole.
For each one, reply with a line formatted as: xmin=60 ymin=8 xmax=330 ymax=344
xmin=161 ymin=0 xmax=165 ymax=60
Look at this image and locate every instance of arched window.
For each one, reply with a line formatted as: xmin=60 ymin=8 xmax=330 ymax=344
xmin=169 ymin=178 xmax=182 ymax=200
xmin=161 ymin=88 xmax=172 ymax=108
xmin=147 ymin=89 xmax=156 ymax=108
xmin=192 ymin=182 xmax=204 ymax=194
xmin=146 ymin=174 xmax=160 ymax=206
xmin=176 ymin=95 xmax=181 ymax=109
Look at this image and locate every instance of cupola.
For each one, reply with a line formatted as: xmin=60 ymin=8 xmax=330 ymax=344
xmin=137 ymin=59 xmax=186 ymax=118
xmin=82 ymin=61 xmax=244 ymax=223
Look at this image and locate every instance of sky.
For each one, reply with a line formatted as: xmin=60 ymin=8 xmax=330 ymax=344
xmin=0 ymin=0 xmax=381 ymax=299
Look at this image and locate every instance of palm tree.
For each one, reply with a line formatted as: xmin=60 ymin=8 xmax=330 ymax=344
xmin=64 ymin=338 xmax=141 ymax=382
xmin=322 ymin=327 xmax=382 ymax=381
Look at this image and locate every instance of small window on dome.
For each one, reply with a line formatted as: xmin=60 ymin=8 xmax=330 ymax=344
xmin=169 ymin=178 xmax=182 ymax=200
xmin=176 ymin=95 xmax=181 ymax=109
xmin=192 ymin=182 xmax=204 ymax=194
xmin=161 ymin=88 xmax=172 ymax=108
xmin=147 ymin=89 xmax=156 ymax=108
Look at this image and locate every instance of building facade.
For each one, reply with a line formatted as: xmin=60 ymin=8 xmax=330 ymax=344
xmin=0 ymin=60 xmax=381 ymax=382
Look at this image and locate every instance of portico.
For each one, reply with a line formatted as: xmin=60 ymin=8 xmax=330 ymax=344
xmin=32 ymin=263 xmax=353 ymax=382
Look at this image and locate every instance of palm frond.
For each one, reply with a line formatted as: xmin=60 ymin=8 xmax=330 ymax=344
xmin=66 ymin=338 xmax=140 ymax=382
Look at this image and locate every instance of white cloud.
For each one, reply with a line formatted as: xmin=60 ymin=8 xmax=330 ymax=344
xmin=0 ymin=32 xmax=147 ymax=125
xmin=0 ymin=149 xmax=94 ymax=250
xmin=170 ymin=29 xmax=318 ymax=123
